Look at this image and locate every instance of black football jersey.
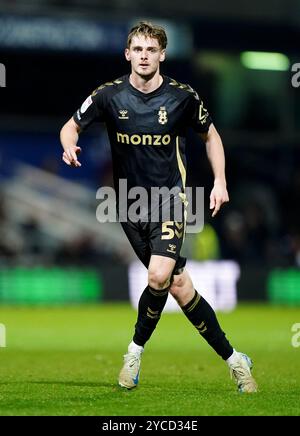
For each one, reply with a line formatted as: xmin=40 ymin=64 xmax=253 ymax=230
xmin=73 ymin=74 xmax=212 ymax=194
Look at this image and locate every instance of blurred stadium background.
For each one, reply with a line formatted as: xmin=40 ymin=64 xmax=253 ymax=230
xmin=0 ymin=0 xmax=300 ymax=416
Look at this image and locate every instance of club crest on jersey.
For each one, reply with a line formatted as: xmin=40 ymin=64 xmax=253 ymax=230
xmin=118 ymin=110 xmax=129 ymax=120
xmin=158 ymin=106 xmax=168 ymax=125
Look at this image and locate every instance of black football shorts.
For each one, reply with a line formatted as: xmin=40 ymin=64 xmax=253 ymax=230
xmin=120 ymin=195 xmax=187 ymax=274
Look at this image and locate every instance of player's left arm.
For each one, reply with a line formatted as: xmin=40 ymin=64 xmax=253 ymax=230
xmin=199 ymin=124 xmax=229 ymax=217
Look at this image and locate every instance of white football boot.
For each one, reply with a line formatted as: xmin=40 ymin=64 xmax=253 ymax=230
xmin=228 ymin=352 xmax=258 ymax=393
xmin=118 ymin=345 xmax=143 ymax=389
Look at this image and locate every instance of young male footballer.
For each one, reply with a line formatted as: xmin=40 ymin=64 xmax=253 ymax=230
xmin=60 ymin=21 xmax=257 ymax=393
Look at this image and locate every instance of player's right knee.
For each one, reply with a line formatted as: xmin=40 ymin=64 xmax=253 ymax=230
xmin=148 ymin=270 xmax=171 ymax=290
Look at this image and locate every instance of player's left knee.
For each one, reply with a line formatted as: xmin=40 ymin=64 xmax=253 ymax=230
xmin=171 ymin=273 xmax=184 ymax=288
xmin=169 ymin=271 xmax=193 ymax=302
xmin=169 ymin=276 xmax=185 ymax=300
xmin=169 ymin=284 xmax=181 ymax=301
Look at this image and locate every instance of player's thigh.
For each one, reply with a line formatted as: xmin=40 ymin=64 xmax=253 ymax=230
xmin=147 ymin=221 xmax=186 ymax=286
xmin=149 ymin=220 xmax=186 ymax=273
xmin=171 ymin=269 xmax=194 ymax=292
xmin=120 ymin=221 xmax=151 ymax=268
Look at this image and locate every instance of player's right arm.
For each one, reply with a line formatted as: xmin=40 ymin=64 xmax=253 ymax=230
xmin=60 ymin=84 xmax=109 ymax=167
xmin=60 ymin=117 xmax=82 ymax=167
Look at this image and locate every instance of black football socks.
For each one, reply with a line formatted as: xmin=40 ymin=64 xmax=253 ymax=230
xmin=182 ymin=290 xmax=233 ymax=360
xmin=133 ymin=285 xmax=169 ymax=346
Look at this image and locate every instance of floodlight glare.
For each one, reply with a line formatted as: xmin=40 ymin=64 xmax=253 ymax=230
xmin=240 ymin=51 xmax=290 ymax=71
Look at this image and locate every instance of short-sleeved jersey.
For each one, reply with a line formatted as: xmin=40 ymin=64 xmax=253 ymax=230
xmin=73 ymin=74 xmax=212 ymax=194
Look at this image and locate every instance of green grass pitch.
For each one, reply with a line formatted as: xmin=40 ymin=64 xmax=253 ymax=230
xmin=0 ymin=303 xmax=299 ymax=416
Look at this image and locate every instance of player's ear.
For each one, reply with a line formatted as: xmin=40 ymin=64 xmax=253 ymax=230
xmin=125 ymin=48 xmax=131 ymax=61
xmin=160 ymin=49 xmax=166 ymax=62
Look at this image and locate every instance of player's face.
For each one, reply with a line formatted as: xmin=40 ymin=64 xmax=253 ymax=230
xmin=125 ymin=35 xmax=165 ymax=79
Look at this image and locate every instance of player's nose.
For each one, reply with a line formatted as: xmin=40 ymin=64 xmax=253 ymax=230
xmin=141 ymin=49 xmax=148 ymax=59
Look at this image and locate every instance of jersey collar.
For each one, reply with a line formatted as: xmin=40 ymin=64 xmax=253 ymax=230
xmin=127 ymin=74 xmax=168 ymax=98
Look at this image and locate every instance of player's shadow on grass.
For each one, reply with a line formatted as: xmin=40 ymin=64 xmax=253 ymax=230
xmin=29 ymin=381 xmax=114 ymax=388
xmin=0 ymin=380 xmax=114 ymax=388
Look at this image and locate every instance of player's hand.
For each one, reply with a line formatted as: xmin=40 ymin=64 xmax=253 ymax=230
xmin=62 ymin=146 xmax=82 ymax=167
xmin=209 ymin=180 xmax=229 ymax=217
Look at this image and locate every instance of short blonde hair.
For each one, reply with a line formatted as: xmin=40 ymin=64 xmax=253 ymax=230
xmin=127 ymin=21 xmax=168 ymax=49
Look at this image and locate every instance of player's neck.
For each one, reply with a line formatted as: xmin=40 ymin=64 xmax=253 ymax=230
xmin=129 ymin=71 xmax=163 ymax=94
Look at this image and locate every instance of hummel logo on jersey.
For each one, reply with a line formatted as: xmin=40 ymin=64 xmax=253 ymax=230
xmin=167 ymin=244 xmax=176 ymax=254
xmin=158 ymin=106 xmax=168 ymax=125
xmin=118 ymin=110 xmax=129 ymax=119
